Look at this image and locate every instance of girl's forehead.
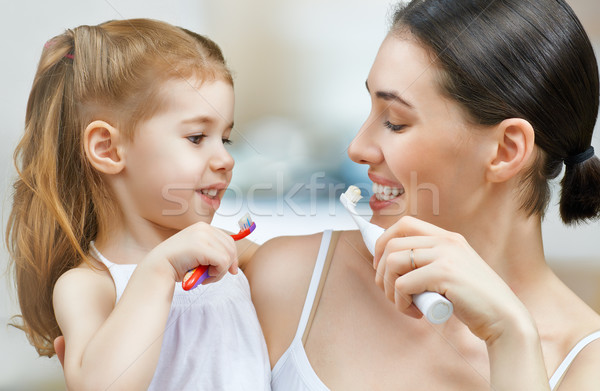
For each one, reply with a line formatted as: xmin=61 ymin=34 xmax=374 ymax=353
xmin=143 ymin=77 xmax=234 ymax=125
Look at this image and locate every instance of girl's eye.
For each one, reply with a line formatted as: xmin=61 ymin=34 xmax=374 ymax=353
xmin=222 ymin=138 xmax=233 ymax=146
xmin=187 ymin=134 xmax=205 ymax=144
xmin=384 ymin=120 xmax=406 ymax=132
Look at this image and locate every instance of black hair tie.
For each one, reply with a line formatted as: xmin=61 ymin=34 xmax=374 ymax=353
xmin=564 ymin=146 xmax=595 ymax=166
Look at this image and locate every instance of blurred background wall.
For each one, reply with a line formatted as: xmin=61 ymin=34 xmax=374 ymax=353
xmin=1 ymin=0 xmax=599 ymax=389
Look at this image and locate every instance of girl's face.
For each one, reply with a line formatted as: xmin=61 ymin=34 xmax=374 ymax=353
xmin=121 ymin=77 xmax=235 ymax=231
xmin=348 ymin=36 xmax=492 ymax=230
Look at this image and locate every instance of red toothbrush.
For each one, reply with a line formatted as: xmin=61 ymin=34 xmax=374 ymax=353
xmin=182 ymin=214 xmax=256 ymax=291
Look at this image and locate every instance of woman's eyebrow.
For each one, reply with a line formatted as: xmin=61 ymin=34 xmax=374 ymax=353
xmin=365 ymin=80 xmax=415 ymax=110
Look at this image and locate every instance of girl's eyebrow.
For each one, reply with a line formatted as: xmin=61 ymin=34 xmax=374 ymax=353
xmin=181 ymin=115 xmax=234 ymax=130
xmin=365 ymin=80 xmax=415 ymax=110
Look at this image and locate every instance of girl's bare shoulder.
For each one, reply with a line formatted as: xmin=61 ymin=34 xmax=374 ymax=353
xmin=53 ymin=258 xmax=115 ymax=336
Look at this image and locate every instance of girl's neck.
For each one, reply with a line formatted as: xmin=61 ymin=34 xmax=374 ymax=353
xmin=94 ymin=214 xmax=178 ymax=265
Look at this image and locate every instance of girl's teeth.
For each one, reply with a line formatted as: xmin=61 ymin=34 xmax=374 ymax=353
xmin=201 ymin=189 xmax=218 ymax=197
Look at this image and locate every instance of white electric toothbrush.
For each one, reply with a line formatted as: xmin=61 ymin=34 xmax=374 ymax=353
xmin=340 ymin=185 xmax=453 ymax=324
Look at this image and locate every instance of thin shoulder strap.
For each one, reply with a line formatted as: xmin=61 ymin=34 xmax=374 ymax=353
xmin=549 ymin=330 xmax=600 ymax=390
xmin=291 ymin=230 xmax=337 ymax=344
xmin=301 ymin=231 xmax=340 ymax=345
xmin=89 ymin=241 xmax=114 ymax=267
xmin=89 ymin=241 xmax=136 ymax=303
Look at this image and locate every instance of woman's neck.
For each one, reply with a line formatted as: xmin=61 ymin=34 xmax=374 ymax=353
xmin=459 ymin=201 xmax=548 ymax=294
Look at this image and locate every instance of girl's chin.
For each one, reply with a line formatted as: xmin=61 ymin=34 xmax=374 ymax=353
xmin=165 ymin=211 xmax=216 ymax=230
xmin=198 ymin=192 xmax=222 ymax=210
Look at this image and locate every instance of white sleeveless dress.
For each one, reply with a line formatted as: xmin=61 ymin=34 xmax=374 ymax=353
xmin=90 ymin=242 xmax=271 ymax=391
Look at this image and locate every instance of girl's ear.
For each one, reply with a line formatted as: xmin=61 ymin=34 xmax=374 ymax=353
xmin=486 ymin=118 xmax=535 ymax=183
xmin=84 ymin=120 xmax=126 ymax=174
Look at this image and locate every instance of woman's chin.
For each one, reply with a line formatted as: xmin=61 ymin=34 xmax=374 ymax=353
xmin=369 ymin=211 xmax=406 ymax=229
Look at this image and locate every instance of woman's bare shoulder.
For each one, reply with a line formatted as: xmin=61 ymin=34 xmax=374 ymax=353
xmin=555 ymin=333 xmax=600 ymax=390
xmin=245 ymin=232 xmax=324 ymax=287
xmin=245 ymin=232 xmax=324 ymax=365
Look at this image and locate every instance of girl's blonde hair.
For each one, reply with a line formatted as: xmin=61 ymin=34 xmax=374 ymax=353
xmin=5 ymin=19 xmax=233 ymax=357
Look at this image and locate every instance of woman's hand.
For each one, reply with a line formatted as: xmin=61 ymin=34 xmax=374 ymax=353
xmin=149 ymin=221 xmax=238 ymax=285
xmin=373 ymin=216 xmax=550 ymax=389
xmin=373 ymin=216 xmax=532 ymax=344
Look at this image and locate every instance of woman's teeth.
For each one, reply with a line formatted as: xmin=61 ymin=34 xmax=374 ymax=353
xmin=201 ymin=189 xmax=218 ymax=198
xmin=372 ymin=182 xmax=404 ymax=201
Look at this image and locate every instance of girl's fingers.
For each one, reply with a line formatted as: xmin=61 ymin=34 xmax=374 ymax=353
xmin=228 ymin=258 xmax=239 ymax=275
xmin=211 ymin=228 xmax=240 ymax=274
xmin=159 ymin=222 xmax=240 ymax=283
xmin=197 ymin=224 xmax=237 ymax=261
xmin=192 ymin=224 xmax=238 ymax=275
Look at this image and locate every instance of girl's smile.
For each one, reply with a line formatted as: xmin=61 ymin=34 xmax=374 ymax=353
xmin=196 ymin=182 xmax=229 ymax=210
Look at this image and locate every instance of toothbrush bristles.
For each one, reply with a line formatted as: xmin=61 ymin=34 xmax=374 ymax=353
xmin=238 ymin=213 xmax=253 ymax=230
xmin=344 ymin=185 xmax=362 ymax=204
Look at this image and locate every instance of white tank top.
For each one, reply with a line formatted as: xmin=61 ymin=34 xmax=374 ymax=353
xmin=270 ymin=231 xmax=600 ymax=390
xmin=90 ymin=242 xmax=271 ymax=391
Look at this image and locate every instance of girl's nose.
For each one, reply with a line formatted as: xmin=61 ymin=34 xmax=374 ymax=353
xmin=210 ymin=143 xmax=235 ymax=172
xmin=347 ymin=115 xmax=384 ymax=166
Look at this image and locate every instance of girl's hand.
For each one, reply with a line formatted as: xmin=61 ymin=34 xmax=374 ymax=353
xmin=373 ymin=216 xmax=533 ymax=344
xmin=149 ymin=221 xmax=238 ymax=285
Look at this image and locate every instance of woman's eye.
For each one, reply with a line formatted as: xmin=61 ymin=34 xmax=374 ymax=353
xmin=187 ymin=134 xmax=205 ymax=144
xmin=222 ymin=138 xmax=233 ymax=145
xmin=384 ymin=120 xmax=406 ymax=132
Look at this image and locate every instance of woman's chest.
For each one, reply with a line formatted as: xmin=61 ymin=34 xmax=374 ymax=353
xmin=302 ymin=263 xmax=490 ymax=390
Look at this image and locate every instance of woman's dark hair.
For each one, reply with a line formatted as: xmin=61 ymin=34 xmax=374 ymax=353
xmin=392 ymin=0 xmax=600 ymax=224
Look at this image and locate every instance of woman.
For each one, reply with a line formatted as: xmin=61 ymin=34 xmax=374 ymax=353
xmin=246 ymin=0 xmax=600 ymax=389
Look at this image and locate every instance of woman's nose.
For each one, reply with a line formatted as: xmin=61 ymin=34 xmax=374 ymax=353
xmin=347 ymin=115 xmax=384 ymax=166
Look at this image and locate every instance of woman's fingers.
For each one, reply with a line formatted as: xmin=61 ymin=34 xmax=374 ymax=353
xmin=379 ymin=248 xmax=435 ymax=295
xmin=374 ymin=235 xmax=435 ymax=269
xmin=394 ymin=281 xmax=424 ymax=319
xmin=374 ymin=216 xmax=448 ymax=267
xmin=377 ymin=249 xmax=408 ymax=295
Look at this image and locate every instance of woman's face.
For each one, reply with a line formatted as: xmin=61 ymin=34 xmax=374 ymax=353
xmin=348 ymin=35 xmax=493 ymax=230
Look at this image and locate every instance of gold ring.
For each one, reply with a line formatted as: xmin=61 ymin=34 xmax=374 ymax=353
xmin=409 ymin=248 xmax=416 ymax=270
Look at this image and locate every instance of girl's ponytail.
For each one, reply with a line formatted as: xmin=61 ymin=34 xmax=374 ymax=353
xmin=560 ymin=148 xmax=600 ymax=225
xmin=7 ymin=30 xmax=96 ymax=357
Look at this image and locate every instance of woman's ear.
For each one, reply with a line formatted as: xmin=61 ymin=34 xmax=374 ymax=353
xmin=84 ymin=120 xmax=126 ymax=175
xmin=486 ymin=118 xmax=535 ymax=183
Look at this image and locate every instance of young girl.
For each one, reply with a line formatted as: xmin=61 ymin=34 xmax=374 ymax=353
xmin=6 ymin=19 xmax=270 ymax=390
